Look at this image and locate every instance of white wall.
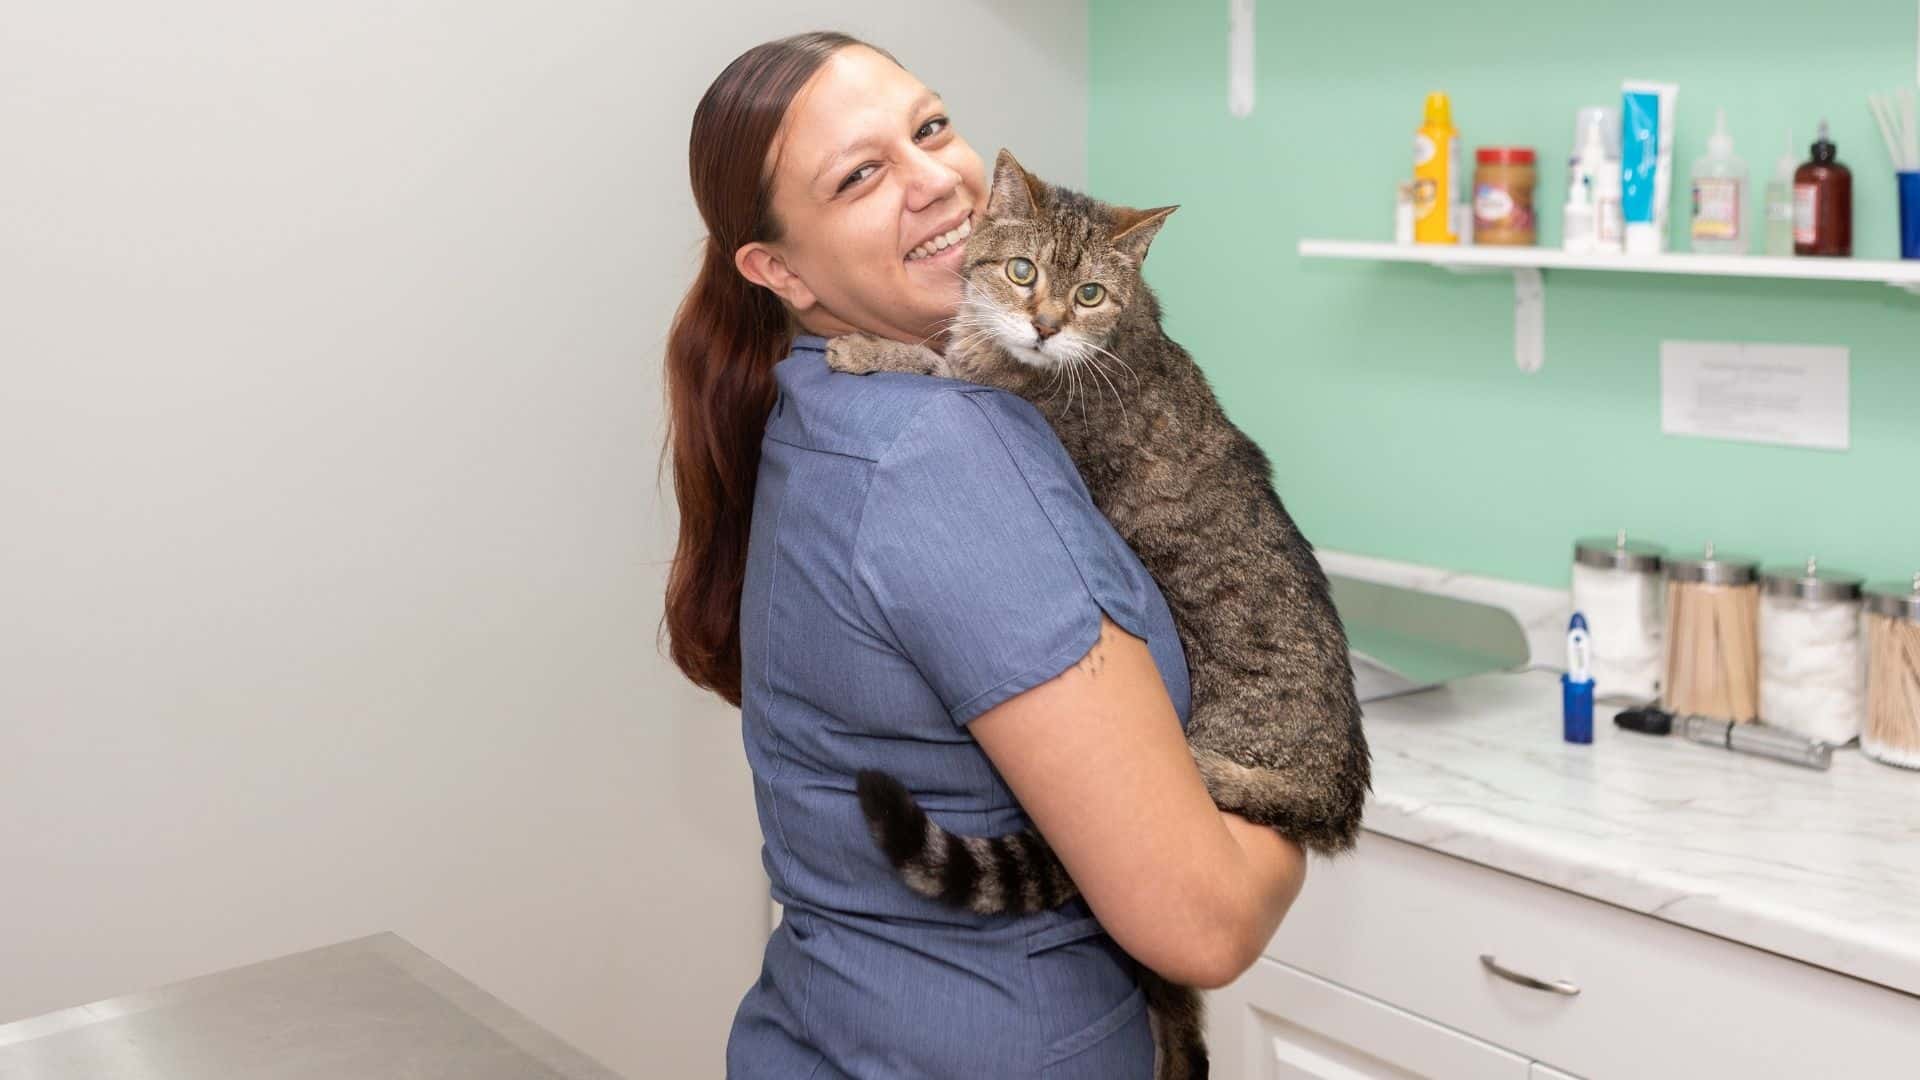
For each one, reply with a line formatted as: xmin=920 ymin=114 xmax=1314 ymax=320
xmin=0 ymin=3 xmax=1085 ymax=1076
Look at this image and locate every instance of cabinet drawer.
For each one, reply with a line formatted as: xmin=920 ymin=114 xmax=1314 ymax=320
xmin=1269 ymin=834 xmax=1920 ymax=1079
xmin=1208 ymin=957 xmax=1530 ymax=1080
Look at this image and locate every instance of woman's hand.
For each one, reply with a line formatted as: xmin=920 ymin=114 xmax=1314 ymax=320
xmin=970 ymin=615 xmax=1309 ymax=989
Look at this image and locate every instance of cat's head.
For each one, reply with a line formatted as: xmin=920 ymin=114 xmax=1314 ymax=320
xmin=956 ymin=149 xmax=1175 ymax=371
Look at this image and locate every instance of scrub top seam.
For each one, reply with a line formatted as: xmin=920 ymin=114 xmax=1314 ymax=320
xmin=764 ymin=433 xmax=879 ymax=464
xmin=755 ymin=468 xmax=804 ymax=903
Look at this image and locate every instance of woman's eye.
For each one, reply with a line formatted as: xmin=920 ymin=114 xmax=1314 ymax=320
xmin=915 ymin=116 xmax=949 ymax=141
xmin=1006 ymin=257 xmax=1037 ymax=286
xmin=837 ymin=164 xmax=878 ymax=193
xmin=1075 ymin=282 xmax=1106 ymax=306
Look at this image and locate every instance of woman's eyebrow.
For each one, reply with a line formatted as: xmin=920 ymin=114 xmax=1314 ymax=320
xmin=811 ymin=90 xmax=946 ymax=189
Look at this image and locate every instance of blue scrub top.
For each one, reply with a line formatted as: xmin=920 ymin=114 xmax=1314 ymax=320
xmin=725 ymin=335 xmax=1191 ymax=1080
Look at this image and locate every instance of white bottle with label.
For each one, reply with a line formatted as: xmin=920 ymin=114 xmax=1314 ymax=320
xmin=1563 ymin=114 xmax=1608 ymax=253
xmin=1690 ymin=108 xmax=1748 ymax=255
xmin=1594 ymin=161 xmax=1624 ymax=251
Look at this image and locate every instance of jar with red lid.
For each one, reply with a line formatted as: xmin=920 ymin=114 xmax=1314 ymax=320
xmin=1473 ymin=147 xmax=1538 ymax=246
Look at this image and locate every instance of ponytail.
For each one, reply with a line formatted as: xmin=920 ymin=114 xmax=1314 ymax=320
xmin=662 ymin=240 xmax=788 ymax=704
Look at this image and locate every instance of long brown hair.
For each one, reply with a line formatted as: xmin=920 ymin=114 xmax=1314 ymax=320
xmin=663 ymin=32 xmax=880 ymax=705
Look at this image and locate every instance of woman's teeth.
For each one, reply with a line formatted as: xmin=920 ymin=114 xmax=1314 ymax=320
xmin=906 ymin=215 xmax=972 ymax=262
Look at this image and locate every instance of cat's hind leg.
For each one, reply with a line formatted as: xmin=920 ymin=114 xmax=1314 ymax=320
xmin=1190 ymin=747 xmax=1367 ymax=857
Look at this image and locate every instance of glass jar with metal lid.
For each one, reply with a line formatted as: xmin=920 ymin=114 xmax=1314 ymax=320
xmin=1571 ymin=531 xmax=1665 ymax=701
xmin=1758 ymin=557 xmax=1865 ymax=744
xmin=1863 ymin=573 xmax=1920 ymax=769
xmin=1663 ymin=543 xmax=1761 ymax=722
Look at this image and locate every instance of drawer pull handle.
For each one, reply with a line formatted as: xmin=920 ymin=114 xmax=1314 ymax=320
xmin=1479 ymin=954 xmax=1581 ymax=997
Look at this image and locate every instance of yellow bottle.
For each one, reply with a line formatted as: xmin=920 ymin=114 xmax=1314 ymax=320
xmin=1413 ymin=92 xmax=1459 ymax=245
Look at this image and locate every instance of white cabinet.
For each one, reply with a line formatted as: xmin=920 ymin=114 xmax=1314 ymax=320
xmin=1208 ymin=958 xmax=1528 ymax=1080
xmin=1212 ymin=833 xmax=1920 ymax=1080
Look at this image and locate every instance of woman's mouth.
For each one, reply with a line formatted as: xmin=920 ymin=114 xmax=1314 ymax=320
xmin=905 ymin=214 xmax=972 ymax=264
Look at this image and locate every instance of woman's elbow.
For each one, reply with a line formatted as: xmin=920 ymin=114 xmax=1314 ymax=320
xmin=1182 ymin=924 xmax=1269 ymax=990
xmin=1156 ymin=869 xmax=1307 ymax=988
xmin=1138 ymin=910 xmax=1272 ymax=990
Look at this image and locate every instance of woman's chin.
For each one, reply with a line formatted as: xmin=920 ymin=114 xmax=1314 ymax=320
xmin=896 ymin=273 xmax=966 ymax=327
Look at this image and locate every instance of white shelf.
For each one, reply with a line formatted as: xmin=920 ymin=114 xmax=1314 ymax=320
xmin=1299 ymin=239 xmax=1920 ymax=289
xmin=1297 ymin=239 xmax=1920 ymax=373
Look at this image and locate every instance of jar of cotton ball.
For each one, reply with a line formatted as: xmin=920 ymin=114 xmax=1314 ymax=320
xmin=1863 ymin=574 xmax=1920 ymax=771
xmin=1758 ymin=558 xmax=1866 ymax=745
xmin=1663 ymin=544 xmax=1761 ymax=723
xmin=1571 ymin=531 xmax=1666 ymax=701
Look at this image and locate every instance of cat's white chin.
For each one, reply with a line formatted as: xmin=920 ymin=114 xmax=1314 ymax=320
xmin=1001 ymin=340 xmax=1061 ymax=370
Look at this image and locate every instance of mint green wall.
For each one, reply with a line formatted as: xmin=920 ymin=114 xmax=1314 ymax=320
xmin=1087 ymin=1 xmax=1919 ymax=588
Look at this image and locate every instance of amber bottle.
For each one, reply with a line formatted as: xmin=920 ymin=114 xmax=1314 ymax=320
xmin=1793 ymin=121 xmax=1852 ymax=257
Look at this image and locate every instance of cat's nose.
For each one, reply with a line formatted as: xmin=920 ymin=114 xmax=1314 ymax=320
xmin=1031 ymin=314 xmax=1061 ymax=340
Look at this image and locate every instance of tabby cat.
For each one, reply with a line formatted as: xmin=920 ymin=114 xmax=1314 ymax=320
xmin=826 ymin=149 xmax=1370 ymax=1080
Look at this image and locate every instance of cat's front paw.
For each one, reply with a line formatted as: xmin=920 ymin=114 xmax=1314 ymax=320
xmin=825 ymin=334 xmax=945 ymax=378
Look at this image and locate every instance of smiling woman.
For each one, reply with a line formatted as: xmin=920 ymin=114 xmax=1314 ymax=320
xmin=665 ymin=31 xmax=1305 ymax=1080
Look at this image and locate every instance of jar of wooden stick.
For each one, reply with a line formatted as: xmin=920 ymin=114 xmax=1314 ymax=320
xmin=1863 ymin=574 xmax=1920 ymax=770
xmin=1758 ymin=557 xmax=1866 ymax=745
xmin=1663 ymin=544 xmax=1761 ymax=723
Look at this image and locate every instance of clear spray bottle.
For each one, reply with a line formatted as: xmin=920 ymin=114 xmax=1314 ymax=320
xmin=1689 ymin=108 xmax=1748 ymax=255
xmin=1764 ymin=129 xmax=1797 ymax=256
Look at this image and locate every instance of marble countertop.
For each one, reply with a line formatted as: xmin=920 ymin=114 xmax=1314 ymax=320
xmin=1321 ymin=551 xmax=1920 ymax=998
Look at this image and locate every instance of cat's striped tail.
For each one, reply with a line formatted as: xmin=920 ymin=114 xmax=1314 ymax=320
xmin=855 ymin=770 xmax=1078 ymax=916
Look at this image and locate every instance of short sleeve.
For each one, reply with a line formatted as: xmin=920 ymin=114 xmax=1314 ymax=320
xmin=851 ymin=390 xmax=1149 ymax=726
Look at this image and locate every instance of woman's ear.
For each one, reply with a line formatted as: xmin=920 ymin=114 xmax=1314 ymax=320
xmin=735 ymin=242 xmax=819 ymax=312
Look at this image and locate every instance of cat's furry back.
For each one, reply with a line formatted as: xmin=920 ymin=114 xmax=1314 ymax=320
xmin=827 ymin=149 xmax=1371 ymax=1080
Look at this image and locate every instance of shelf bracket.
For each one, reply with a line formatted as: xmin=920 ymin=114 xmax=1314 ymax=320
xmin=1438 ymin=262 xmax=1547 ymax=372
xmin=1514 ymin=267 xmax=1545 ymax=373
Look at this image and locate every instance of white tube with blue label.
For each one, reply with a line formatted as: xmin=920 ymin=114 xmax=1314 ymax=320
xmin=1621 ymin=80 xmax=1679 ymax=255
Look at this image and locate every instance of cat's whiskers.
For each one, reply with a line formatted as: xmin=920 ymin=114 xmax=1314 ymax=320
xmin=918 ymin=306 xmax=1002 ymax=355
xmin=1077 ymin=351 xmax=1129 ymax=425
xmin=915 ymin=310 xmax=982 ymax=352
xmin=1066 ymin=351 xmax=1089 ymax=421
xmin=1081 ymin=339 xmax=1139 ymax=387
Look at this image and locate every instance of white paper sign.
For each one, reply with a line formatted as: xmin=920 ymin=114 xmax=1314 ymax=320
xmin=1660 ymin=341 xmax=1850 ymax=451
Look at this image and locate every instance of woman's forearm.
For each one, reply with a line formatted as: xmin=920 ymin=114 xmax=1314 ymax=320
xmin=971 ymin=616 xmax=1311 ymax=990
xmin=1213 ymin=812 xmax=1308 ymax=982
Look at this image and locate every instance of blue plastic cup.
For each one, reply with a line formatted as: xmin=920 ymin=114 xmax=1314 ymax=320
xmin=1561 ymin=673 xmax=1594 ymax=745
xmin=1901 ymin=171 xmax=1920 ymax=260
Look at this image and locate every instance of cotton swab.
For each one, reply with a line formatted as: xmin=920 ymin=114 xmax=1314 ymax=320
xmin=1868 ymin=90 xmax=1920 ymax=170
xmin=1905 ymin=89 xmax=1919 ymax=169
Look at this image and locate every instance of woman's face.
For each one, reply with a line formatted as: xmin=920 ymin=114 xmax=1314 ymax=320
xmin=736 ymin=46 xmax=987 ymax=348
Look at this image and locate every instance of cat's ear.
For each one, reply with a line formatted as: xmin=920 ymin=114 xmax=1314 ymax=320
xmin=1110 ymin=204 xmax=1179 ymax=264
xmin=987 ymin=148 xmax=1046 ymax=220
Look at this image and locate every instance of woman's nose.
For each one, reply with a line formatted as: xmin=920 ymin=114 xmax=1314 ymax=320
xmin=902 ymin=148 xmax=962 ymax=210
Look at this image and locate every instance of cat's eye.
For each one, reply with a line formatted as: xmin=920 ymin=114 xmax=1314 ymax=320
xmin=1075 ymin=282 xmax=1107 ymax=306
xmin=1006 ymin=257 xmax=1037 ymax=286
